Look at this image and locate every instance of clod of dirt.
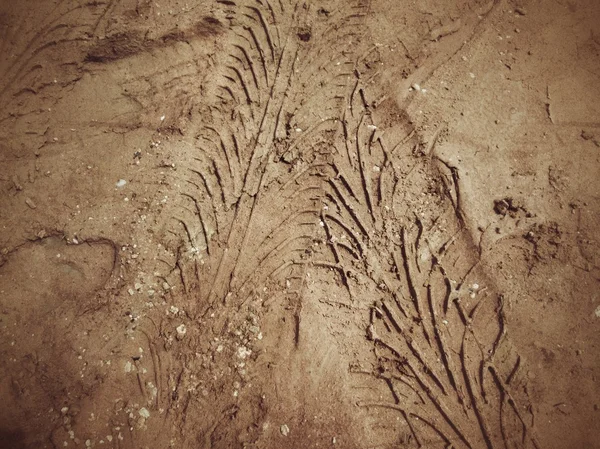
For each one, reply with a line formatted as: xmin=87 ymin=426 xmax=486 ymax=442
xmin=493 ymin=197 xmax=530 ymax=218
xmin=86 ymin=31 xmax=147 ymax=63
xmin=548 ymin=165 xmax=568 ymax=191
xmin=86 ymin=19 xmax=222 ymax=63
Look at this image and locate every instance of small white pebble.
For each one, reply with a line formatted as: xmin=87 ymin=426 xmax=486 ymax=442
xmin=237 ymin=346 xmax=252 ymax=359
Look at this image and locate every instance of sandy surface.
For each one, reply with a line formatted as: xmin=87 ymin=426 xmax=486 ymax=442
xmin=0 ymin=0 xmax=599 ymax=448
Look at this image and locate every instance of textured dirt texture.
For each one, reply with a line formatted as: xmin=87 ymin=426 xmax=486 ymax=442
xmin=1 ymin=0 xmax=599 ymax=448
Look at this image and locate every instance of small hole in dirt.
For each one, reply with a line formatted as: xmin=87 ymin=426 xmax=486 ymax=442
xmin=204 ymin=16 xmax=221 ymax=25
xmin=297 ymin=29 xmax=311 ymax=42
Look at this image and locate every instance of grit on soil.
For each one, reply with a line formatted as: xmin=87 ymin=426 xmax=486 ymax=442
xmin=0 ymin=0 xmax=599 ymax=448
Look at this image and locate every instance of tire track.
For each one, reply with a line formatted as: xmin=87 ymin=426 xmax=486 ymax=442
xmin=170 ymin=0 xmax=371 ymax=320
xmin=167 ymin=1 xmax=539 ymax=446
xmin=314 ymin=83 xmax=539 ymax=447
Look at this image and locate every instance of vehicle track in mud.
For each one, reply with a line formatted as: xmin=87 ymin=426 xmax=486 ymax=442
xmin=3 ymin=0 xmax=598 ymax=448
xmin=155 ymin=1 xmax=537 ymax=447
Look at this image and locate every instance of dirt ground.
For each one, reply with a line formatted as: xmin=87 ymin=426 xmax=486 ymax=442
xmin=1 ymin=0 xmax=599 ymax=448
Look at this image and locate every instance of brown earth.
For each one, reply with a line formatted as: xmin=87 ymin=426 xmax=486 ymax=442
xmin=0 ymin=0 xmax=599 ymax=448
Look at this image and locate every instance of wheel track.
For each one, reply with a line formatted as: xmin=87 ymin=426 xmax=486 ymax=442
xmin=169 ymin=0 xmax=371 ymax=319
xmin=313 ymin=91 xmax=539 ymax=447
xmin=162 ymin=0 xmax=540 ymax=446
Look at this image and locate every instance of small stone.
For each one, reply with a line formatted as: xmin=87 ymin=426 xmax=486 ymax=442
xmin=25 ymin=198 xmax=37 ymax=209
xmin=515 ymin=6 xmax=527 ymax=15
xmin=61 ymin=407 xmax=69 ymax=414
xmin=280 ymin=424 xmax=290 ymax=437
xmin=237 ymin=346 xmax=252 ymax=359
xmin=176 ymin=324 xmax=187 ymax=339
xmin=138 ymin=407 xmax=150 ymax=419
xmin=366 ymin=324 xmax=378 ymax=341
xmin=594 ymin=306 xmax=600 ymax=318
xmin=116 ymin=179 xmax=127 ymax=188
